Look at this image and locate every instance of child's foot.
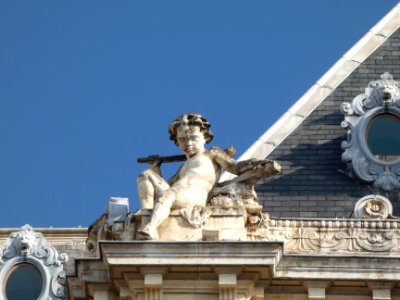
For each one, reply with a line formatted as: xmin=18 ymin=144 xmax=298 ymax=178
xmin=138 ymin=224 xmax=159 ymax=240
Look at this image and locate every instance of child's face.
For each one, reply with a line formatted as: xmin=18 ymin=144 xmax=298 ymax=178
xmin=176 ymin=126 xmax=206 ymax=157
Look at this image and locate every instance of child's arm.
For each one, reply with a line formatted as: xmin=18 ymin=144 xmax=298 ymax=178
xmin=209 ymin=147 xmax=268 ymax=175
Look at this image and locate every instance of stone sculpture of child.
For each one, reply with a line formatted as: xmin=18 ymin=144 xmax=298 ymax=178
xmin=137 ymin=112 xmax=276 ymax=239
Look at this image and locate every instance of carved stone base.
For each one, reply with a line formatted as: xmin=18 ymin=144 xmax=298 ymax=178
xmin=137 ymin=209 xmax=247 ymax=241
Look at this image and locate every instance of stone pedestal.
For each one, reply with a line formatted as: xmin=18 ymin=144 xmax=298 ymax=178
xmin=137 ymin=209 xmax=247 ymax=241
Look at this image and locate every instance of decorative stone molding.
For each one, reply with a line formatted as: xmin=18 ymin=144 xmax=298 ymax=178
xmin=354 ymin=194 xmax=393 ymax=219
xmin=88 ymin=199 xmax=400 ymax=256
xmin=304 ymin=281 xmax=330 ymax=300
xmin=218 ymin=274 xmax=237 ymax=300
xmin=118 ymin=286 xmax=134 ymax=300
xmin=341 ymin=73 xmax=400 ymax=191
xmin=368 ymin=282 xmax=394 ymax=300
xmin=91 ymin=288 xmax=118 ymax=300
xmin=249 ymin=217 xmax=400 ymax=255
xmin=144 ymin=274 xmax=163 ymax=300
xmin=87 ymin=200 xmax=249 ymax=251
xmin=72 ymin=243 xmax=274 ymax=300
xmin=0 ymin=225 xmax=68 ymax=299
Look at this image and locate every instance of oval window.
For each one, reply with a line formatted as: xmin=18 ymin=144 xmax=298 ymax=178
xmin=4 ymin=263 xmax=43 ymax=300
xmin=366 ymin=114 xmax=400 ymax=161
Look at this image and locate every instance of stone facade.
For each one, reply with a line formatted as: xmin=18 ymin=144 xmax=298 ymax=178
xmin=2 ymin=4 xmax=400 ymax=300
xmin=68 ymin=239 xmax=400 ymax=300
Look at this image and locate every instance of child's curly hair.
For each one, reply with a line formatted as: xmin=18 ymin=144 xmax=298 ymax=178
xmin=168 ymin=112 xmax=214 ymax=145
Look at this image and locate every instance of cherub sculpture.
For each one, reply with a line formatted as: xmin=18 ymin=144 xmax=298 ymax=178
xmin=137 ymin=112 xmax=280 ymax=239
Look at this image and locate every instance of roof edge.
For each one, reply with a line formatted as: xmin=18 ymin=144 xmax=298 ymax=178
xmin=220 ymin=3 xmax=400 ymax=182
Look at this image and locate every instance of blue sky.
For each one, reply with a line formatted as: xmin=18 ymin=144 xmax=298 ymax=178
xmin=1 ymin=1 xmax=398 ymax=228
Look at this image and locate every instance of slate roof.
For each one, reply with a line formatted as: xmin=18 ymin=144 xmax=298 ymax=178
xmin=236 ymin=3 xmax=400 ymax=165
xmin=231 ymin=3 xmax=400 ymax=217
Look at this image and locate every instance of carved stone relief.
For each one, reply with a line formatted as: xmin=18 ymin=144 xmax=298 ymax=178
xmin=341 ymin=72 xmax=400 ymax=191
xmin=249 ymin=217 xmax=400 ymax=254
xmin=0 ymin=225 xmax=68 ymax=299
xmin=354 ymin=194 xmax=393 ymax=219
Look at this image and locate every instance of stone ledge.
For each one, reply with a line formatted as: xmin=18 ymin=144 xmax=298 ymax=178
xmin=99 ymin=241 xmax=283 ymax=267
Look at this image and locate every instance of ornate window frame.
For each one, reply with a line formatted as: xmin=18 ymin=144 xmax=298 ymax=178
xmin=0 ymin=225 xmax=68 ymax=300
xmin=341 ymin=73 xmax=400 ymax=191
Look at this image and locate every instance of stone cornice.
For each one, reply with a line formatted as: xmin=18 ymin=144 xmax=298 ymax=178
xmin=99 ymin=241 xmax=283 ymax=266
xmin=0 ymin=227 xmax=87 ymax=237
xmin=250 ymin=216 xmax=400 ymax=256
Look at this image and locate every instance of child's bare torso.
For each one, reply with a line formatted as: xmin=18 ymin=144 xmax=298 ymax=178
xmin=171 ymin=150 xmax=219 ymax=208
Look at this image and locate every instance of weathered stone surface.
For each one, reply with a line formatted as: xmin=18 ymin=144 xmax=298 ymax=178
xmin=69 ymin=239 xmax=400 ymax=299
xmin=0 ymin=227 xmax=88 ymax=276
xmin=135 ymin=112 xmax=280 ymax=240
xmin=354 ymin=194 xmax=393 ymax=219
xmin=69 ymin=241 xmax=281 ymax=299
xmin=0 ymin=225 xmax=80 ymax=299
xmin=341 ymin=73 xmax=400 ymax=192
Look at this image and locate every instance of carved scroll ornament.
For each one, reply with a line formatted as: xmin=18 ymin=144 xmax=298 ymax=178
xmin=353 ymin=194 xmax=393 ymax=219
xmin=249 ymin=218 xmax=400 ymax=255
xmin=0 ymin=225 xmax=68 ymax=299
xmin=341 ymin=73 xmax=400 ymax=191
